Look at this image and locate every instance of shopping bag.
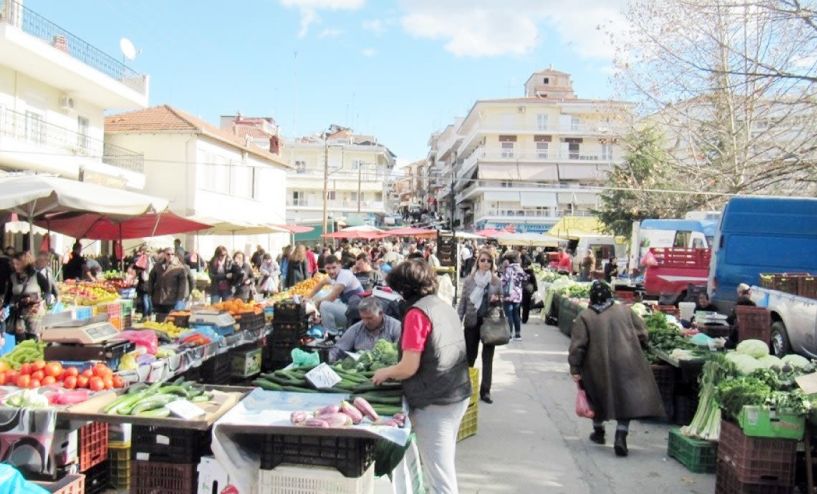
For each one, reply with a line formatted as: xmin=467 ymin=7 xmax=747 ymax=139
xmin=479 ymin=305 xmax=511 ymax=346
xmin=575 ymin=383 xmax=595 ymax=419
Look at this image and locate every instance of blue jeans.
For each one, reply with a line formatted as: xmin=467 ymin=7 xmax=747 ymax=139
xmin=141 ymin=293 xmax=153 ymax=317
xmin=504 ymin=302 xmax=521 ymax=337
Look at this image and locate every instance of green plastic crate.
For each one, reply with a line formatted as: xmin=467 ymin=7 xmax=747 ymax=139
xmin=738 ymin=406 xmax=805 ymax=441
xmin=457 ymin=403 xmax=478 ymax=442
xmin=667 ymin=428 xmax=717 ymax=473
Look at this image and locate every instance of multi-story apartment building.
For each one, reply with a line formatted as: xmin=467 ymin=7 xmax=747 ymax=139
xmin=105 ymin=105 xmax=291 ymax=257
xmin=0 ymin=0 xmax=149 ymax=252
xmin=429 ymin=69 xmax=632 ymax=233
xmin=0 ymin=0 xmax=148 ymax=189
xmin=282 ymin=125 xmax=396 ymax=229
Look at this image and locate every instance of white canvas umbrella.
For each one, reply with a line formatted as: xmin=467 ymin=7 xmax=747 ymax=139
xmin=495 ymin=232 xmax=562 ymax=247
xmin=0 ymin=174 xmax=169 ymax=246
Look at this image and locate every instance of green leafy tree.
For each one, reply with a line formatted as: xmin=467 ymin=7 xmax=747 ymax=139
xmin=594 ymin=128 xmax=707 ymax=237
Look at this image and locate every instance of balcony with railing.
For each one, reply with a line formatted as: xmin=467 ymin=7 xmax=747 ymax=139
xmin=287 ymin=198 xmax=386 ymax=212
xmin=0 ymin=0 xmax=149 ymax=106
xmin=456 ymin=179 xmax=602 ymax=203
xmin=474 ymin=207 xmax=595 ymax=221
xmin=0 ymin=107 xmax=144 ymax=173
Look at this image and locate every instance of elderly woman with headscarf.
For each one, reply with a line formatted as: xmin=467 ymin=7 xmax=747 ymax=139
xmin=567 ymin=281 xmax=664 ymax=457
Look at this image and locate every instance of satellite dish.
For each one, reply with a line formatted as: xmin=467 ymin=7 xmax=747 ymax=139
xmin=119 ymin=37 xmax=137 ymax=61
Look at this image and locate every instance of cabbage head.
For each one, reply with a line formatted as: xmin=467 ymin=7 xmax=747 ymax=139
xmin=736 ymin=339 xmax=769 ymax=359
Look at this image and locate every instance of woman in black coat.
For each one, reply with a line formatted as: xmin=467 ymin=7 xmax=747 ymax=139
xmin=521 ymin=266 xmax=539 ymax=324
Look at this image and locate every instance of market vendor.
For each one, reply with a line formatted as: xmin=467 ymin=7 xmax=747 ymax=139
xmin=328 ymin=297 xmax=401 ymax=362
xmin=694 ymin=292 xmax=718 ymax=313
xmin=725 ymin=283 xmax=757 ymax=348
xmin=307 ymin=255 xmax=364 ymax=332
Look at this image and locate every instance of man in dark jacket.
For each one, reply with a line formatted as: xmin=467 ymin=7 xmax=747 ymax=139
xmin=62 ymin=242 xmax=85 ymax=280
xmin=149 ymin=248 xmax=189 ymax=321
xmin=725 ymin=283 xmax=757 ymax=348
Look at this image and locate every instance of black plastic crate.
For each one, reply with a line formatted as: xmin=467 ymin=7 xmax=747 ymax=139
xmin=259 ymin=434 xmax=375 ymax=478
xmin=131 ymin=461 xmax=197 ymax=494
xmin=273 ymin=300 xmax=306 ymax=323
xmin=199 ymin=353 xmax=231 ymax=385
xmin=673 ymin=393 xmax=699 ymax=426
xmin=131 ymin=425 xmax=212 ymax=464
xmin=239 ymin=312 xmax=266 ymax=331
xmin=84 ymin=459 xmax=110 ymax=494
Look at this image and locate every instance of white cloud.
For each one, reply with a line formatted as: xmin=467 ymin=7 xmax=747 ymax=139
xmin=280 ymin=0 xmax=365 ymax=38
xmin=361 ymin=47 xmax=377 ymax=57
xmin=318 ymin=28 xmax=344 ymax=38
xmin=397 ymin=0 xmax=624 ymax=59
xmin=362 ymin=19 xmax=387 ymax=35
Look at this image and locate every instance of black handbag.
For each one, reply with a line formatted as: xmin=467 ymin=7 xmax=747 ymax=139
xmin=480 ymin=304 xmax=511 ymax=346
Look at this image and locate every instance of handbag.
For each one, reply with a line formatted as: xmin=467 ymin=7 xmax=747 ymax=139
xmin=479 ymin=304 xmax=511 ymax=346
xmin=575 ymin=382 xmax=595 ymax=419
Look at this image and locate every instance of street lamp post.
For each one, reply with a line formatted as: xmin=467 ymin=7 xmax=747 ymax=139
xmin=322 ymin=132 xmax=329 ymax=242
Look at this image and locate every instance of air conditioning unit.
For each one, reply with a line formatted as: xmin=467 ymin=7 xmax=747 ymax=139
xmin=59 ymin=95 xmax=75 ymax=111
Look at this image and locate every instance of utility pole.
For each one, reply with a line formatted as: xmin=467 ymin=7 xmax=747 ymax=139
xmin=322 ymin=132 xmax=329 ymax=241
xmin=451 ymin=150 xmax=458 ymax=304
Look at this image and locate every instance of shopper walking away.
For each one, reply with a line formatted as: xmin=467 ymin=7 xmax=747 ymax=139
xmin=500 ymin=251 xmax=527 ymax=341
xmin=521 ymin=263 xmax=538 ymax=324
xmin=306 ymin=246 xmax=318 ymax=277
xmin=285 ymin=245 xmax=309 ymax=289
xmin=7 ymin=252 xmax=49 ymax=341
xmin=373 ymin=260 xmax=471 ymax=494
xmin=568 ymin=281 xmax=664 ymax=457
xmin=278 ymin=245 xmax=292 ymax=290
xmin=250 ymin=245 xmax=265 ymax=270
xmin=458 ymin=249 xmax=501 ymax=403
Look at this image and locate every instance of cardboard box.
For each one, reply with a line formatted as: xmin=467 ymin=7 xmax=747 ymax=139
xmin=231 ymin=347 xmax=262 ymax=377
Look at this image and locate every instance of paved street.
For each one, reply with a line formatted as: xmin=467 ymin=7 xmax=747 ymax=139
xmin=456 ymin=316 xmax=716 ymax=494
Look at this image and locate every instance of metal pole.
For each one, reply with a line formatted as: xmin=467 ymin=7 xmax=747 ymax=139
xmin=322 ymin=134 xmax=329 ymax=239
xmin=451 ymin=151 xmax=458 ymax=305
xmin=357 ymin=162 xmax=362 ymax=213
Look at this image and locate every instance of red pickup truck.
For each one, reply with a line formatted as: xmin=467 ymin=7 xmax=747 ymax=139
xmin=643 ymin=248 xmax=711 ymax=302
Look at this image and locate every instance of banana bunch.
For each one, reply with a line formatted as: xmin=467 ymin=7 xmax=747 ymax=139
xmin=139 ymin=321 xmax=184 ymax=339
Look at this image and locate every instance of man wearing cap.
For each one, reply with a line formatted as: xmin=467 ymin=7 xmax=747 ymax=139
xmin=725 ymin=283 xmax=757 ymax=348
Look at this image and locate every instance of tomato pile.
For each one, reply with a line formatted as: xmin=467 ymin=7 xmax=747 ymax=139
xmin=0 ymin=361 xmax=124 ymax=390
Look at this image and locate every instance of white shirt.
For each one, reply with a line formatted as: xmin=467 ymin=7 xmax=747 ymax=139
xmin=460 ymin=246 xmax=473 ymax=261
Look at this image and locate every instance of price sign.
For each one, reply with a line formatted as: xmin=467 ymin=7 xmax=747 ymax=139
xmin=167 ymin=399 xmax=206 ymax=420
xmin=305 ymin=363 xmax=342 ymax=390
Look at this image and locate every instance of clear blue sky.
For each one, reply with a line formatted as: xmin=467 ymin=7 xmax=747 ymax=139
xmin=28 ymin=0 xmax=622 ymax=163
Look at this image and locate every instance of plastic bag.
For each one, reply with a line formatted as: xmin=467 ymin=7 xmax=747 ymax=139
xmin=291 ymin=348 xmax=320 ymax=368
xmin=575 ymin=383 xmax=595 ymax=419
xmin=0 ymin=464 xmax=49 ymax=494
xmin=118 ymin=330 xmax=159 ymax=355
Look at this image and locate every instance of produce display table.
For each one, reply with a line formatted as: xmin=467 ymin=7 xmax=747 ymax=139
xmin=212 ymin=388 xmax=412 ymax=492
xmin=557 ymin=297 xmax=584 ymax=337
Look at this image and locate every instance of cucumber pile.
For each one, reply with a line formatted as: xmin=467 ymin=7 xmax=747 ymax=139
xmin=253 ymin=365 xmax=404 ymax=417
xmin=103 ymin=378 xmax=214 ymax=418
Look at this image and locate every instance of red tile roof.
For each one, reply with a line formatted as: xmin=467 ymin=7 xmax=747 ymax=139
xmin=105 ymin=105 xmax=290 ymax=168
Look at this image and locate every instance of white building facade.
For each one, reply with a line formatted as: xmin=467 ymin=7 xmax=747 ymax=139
xmin=429 ymin=69 xmax=632 ymax=233
xmin=282 ymin=126 xmax=396 ymax=229
xmin=105 ymin=105 xmax=291 ymax=257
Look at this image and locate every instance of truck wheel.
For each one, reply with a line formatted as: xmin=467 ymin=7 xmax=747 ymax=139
xmin=770 ymin=321 xmax=791 ymax=358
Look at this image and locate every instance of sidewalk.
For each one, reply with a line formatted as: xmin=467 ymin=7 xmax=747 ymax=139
xmin=455 ymin=317 xmax=716 ymax=494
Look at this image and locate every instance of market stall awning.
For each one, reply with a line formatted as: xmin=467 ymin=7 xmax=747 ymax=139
xmin=453 ymin=231 xmax=486 ymax=240
xmin=0 ymin=174 xmax=168 ymax=219
xmin=188 ymin=216 xmax=288 ymax=235
xmin=378 ymin=227 xmax=437 ymax=238
xmin=548 ymin=216 xmax=606 ymax=239
xmin=36 ymin=211 xmax=212 ymax=240
xmin=476 ymin=228 xmax=503 ymax=238
xmin=495 ymin=232 xmax=561 ymax=247
xmin=275 ymin=224 xmax=314 ymax=234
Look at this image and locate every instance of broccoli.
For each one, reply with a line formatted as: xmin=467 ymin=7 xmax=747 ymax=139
xmin=373 ymin=340 xmax=398 ymax=365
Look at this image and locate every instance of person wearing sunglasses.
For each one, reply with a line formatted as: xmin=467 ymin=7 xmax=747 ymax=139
xmin=458 ymin=250 xmax=501 ymax=403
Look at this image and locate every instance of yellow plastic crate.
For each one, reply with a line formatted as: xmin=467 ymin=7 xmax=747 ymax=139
xmin=108 ymin=441 xmax=130 ymax=490
xmin=468 ymin=367 xmax=479 ymax=406
xmin=457 ymin=402 xmax=479 ymax=442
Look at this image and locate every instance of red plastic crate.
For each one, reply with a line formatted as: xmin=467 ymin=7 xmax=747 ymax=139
xmin=718 ymin=420 xmax=796 ymax=486
xmin=79 ymin=422 xmax=109 ymax=473
xmin=735 ymin=307 xmax=771 ymax=345
xmin=130 ymin=461 xmax=197 ymax=494
xmin=33 ymin=474 xmax=85 ymax=494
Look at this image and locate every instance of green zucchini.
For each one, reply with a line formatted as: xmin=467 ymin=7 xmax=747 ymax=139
xmin=136 ymin=407 xmax=172 ymax=417
xmin=130 ymin=395 xmax=181 ymax=415
xmin=281 ymin=385 xmax=318 ymax=393
xmin=253 ymin=379 xmax=284 ymax=391
xmin=191 ymin=393 xmax=212 ymax=403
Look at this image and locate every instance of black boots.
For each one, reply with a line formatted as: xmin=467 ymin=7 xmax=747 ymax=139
xmin=589 ymin=427 xmax=605 ymax=445
xmin=480 ymin=392 xmax=493 ymax=404
xmin=614 ymin=430 xmax=628 ymax=457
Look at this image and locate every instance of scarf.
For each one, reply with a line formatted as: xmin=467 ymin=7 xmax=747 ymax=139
xmin=589 ymin=280 xmax=614 ymax=313
xmin=470 ymin=270 xmax=492 ymax=312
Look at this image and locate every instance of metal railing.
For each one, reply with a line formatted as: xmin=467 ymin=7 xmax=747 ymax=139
xmin=0 ymin=107 xmax=144 ymax=173
xmin=475 ymin=208 xmax=596 ymax=219
xmin=465 ymin=150 xmax=615 ymax=162
xmin=0 ymin=0 xmax=148 ymax=95
xmin=287 ymin=199 xmax=386 ymax=210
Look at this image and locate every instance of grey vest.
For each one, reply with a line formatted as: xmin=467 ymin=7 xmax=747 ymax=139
xmin=400 ymin=295 xmax=472 ymax=409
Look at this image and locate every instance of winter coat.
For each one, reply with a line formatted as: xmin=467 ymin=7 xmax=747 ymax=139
xmin=285 ymin=260 xmax=308 ymax=288
xmin=209 ymin=257 xmax=234 ymax=292
xmin=232 ymin=262 xmax=255 ymax=302
xmin=500 ymin=262 xmax=527 ymax=304
xmin=457 ymin=273 xmax=501 ymax=329
xmin=149 ymin=261 xmax=189 ymax=306
xmin=568 ymin=304 xmax=665 ymax=421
